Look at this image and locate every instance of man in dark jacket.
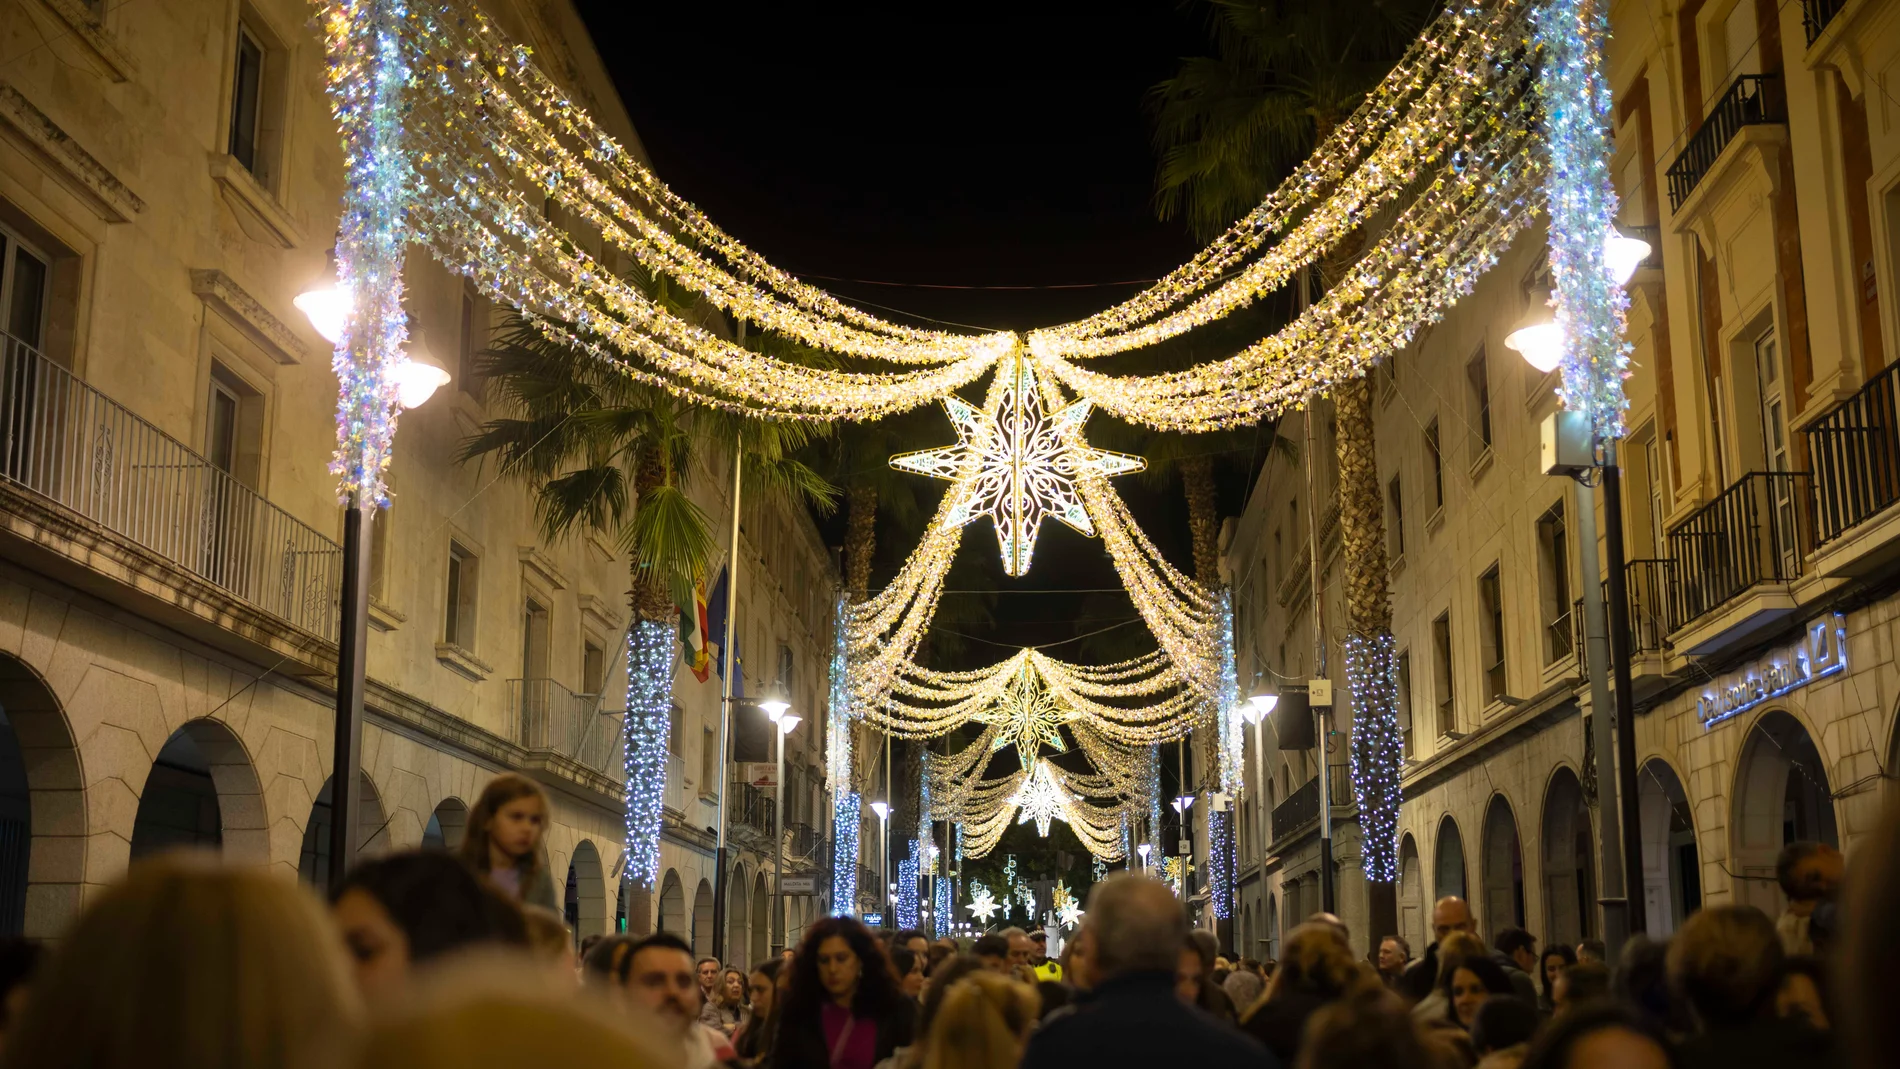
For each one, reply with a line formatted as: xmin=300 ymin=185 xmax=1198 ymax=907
xmin=1022 ymin=874 xmax=1278 ymax=1069
xmin=1398 ymin=896 xmax=1476 ymax=1001
xmin=1490 ymin=926 xmax=1542 ymax=1007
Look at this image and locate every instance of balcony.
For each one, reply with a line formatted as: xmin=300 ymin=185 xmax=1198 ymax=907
xmin=0 ymin=333 xmax=341 ymax=639
xmin=1806 ymin=359 xmax=1900 ymax=577
xmin=730 ymin=781 xmax=777 ymax=844
xmin=506 ymin=678 xmax=622 ymax=778
xmin=1666 ymin=75 xmax=1785 ymax=211
xmin=1269 ymin=764 xmax=1353 ymax=845
xmin=1666 ymin=472 xmax=1810 ymax=654
xmin=1803 ymin=0 xmax=1848 ymax=44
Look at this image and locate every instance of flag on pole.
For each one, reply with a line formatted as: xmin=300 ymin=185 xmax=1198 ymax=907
xmin=679 ymin=577 xmax=712 ymax=683
xmin=703 ymin=565 xmax=743 ymax=697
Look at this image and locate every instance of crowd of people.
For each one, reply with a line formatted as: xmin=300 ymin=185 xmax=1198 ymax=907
xmin=0 ymin=769 xmax=1893 ymax=1069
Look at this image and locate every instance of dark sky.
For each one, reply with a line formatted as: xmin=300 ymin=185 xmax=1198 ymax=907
xmin=572 ymin=0 xmax=1258 ymax=662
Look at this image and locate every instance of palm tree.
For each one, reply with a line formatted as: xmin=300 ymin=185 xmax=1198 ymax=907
xmin=1151 ymin=0 xmax=1434 ymax=940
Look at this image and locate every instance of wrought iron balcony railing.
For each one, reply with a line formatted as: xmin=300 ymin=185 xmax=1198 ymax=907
xmin=1573 ymin=558 xmax=1676 ymax=671
xmin=506 ymin=677 xmax=622 ymax=775
xmin=1807 ymin=358 xmax=1900 ymax=546
xmin=1269 ymin=765 xmax=1353 ymax=843
xmin=1667 ymin=472 xmax=1810 ymax=629
xmin=1666 ymin=75 xmax=1785 ymax=210
xmin=731 ymin=781 xmax=776 ymax=839
xmin=1803 ymin=0 xmax=1847 ymax=45
xmin=0 ymin=333 xmax=341 ymax=638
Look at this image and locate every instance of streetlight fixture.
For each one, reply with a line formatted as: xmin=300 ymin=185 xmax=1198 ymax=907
xmin=869 ymin=800 xmax=890 ymax=923
xmin=294 ymin=283 xmax=350 ymax=346
xmin=1505 ymin=292 xmax=1565 ymax=374
xmin=1603 ymin=226 xmax=1652 ymax=287
xmin=1136 ymin=842 xmax=1152 ymax=870
xmin=392 ymin=331 xmax=452 ymax=410
xmin=758 ymin=680 xmax=791 ymax=722
xmin=1241 ymin=688 xmax=1274 ymax=892
xmin=770 ymin=705 xmax=799 ymax=953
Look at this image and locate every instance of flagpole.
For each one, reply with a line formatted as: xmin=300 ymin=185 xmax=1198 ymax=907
xmin=712 ymin=434 xmax=742 ymax=963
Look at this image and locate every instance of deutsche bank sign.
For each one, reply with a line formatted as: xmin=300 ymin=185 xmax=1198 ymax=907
xmin=1696 ymin=612 xmax=1847 ymax=728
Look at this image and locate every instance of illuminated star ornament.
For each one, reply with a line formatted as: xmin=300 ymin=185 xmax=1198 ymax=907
xmin=1053 ymin=880 xmax=1084 ymax=929
xmin=891 ymin=352 xmax=1145 ymax=575
xmin=976 ymin=661 xmax=1071 ymax=767
xmin=966 ymin=883 xmax=1002 ymax=924
xmin=1013 ymin=760 xmax=1071 ymax=837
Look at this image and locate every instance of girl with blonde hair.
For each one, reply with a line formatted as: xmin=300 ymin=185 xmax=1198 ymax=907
xmin=456 ymin=772 xmax=559 ymax=909
xmin=921 ymin=971 xmax=1041 ymax=1069
xmin=0 ymin=853 xmax=362 ymax=1069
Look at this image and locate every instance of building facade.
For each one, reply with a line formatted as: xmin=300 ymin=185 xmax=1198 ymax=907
xmin=0 ymin=0 xmax=838 ymax=961
xmin=1222 ymin=0 xmax=1900 ymax=963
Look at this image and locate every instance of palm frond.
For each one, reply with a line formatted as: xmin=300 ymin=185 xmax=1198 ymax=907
xmin=622 ymin=483 xmax=718 ymax=607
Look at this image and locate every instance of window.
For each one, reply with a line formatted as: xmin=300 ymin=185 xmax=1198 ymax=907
xmin=1720 ymin=0 xmax=1759 ymax=78
xmin=444 ymin=542 xmax=478 ymax=648
xmin=228 ymin=23 xmax=265 ymax=175
xmin=1397 ymin=651 xmax=1414 ymax=758
xmin=1377 ymin=353 xmax=1397 ymax=398
xmin=1467 ymin=348 xmax=1493 ymax=454
xmin=583 ymin=640 xmax=606 ymax=697
xmin=1433 ymin=612 xmax=1455 ymax=737
xmin=1427 ymin=421 xmax=1445 ymax=511
xmin=701 ymin=727 xmax=718 ymax=795
xmin=776 ymin=644 xmax=795 ymax=692
xmin=667 ymin=702 xmax=683 ymax=756
xmin=1387 ymin=475 xmax=1405 ymax=559
xmin=0 ymin=227 xmax=50 ymax=348
xmin=458 ymin=290 xmax=484 ymax=400
xmin=205 ymin=364 xmax=263 ymax=489
xmin=369 ymin=490 xmax=392 ymax=601
xmin=1478 ymin=565 xmax=1506 ymax=704
xmin=521 ymin=598 xmax=550 ymax=680
xmin=1536 ymin=503 xmax=1573 ymax=663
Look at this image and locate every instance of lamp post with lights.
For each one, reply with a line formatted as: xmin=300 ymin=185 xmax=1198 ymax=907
xmin=759 ymin=685 xmax=799 ymax=952
xmin=298 ymin=280 xmax=449 ymax=891
xmin=1243 ymin=690 xmax=1277 ymax=891
xmin=1503 ymin=226 xmax=1650 ymax=952
xmin=870 ymin=799 xmax=890 ymax=922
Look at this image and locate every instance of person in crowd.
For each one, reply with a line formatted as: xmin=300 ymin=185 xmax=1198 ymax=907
xmin=1063 ymin=922 xmax=1097 ymax=994
xmin=973 ymin=933 xmax=1011 ymax=973
xmin=0 ymin=854 xmax=362 ymax=1069
xmin=1412 ymin=930 xmax=1487 ymax=1023
xmin=579 ymin=932 xmax=605 ymax=961
xmin=1613 ymin=936 xmax=1681 ymax=1038
xmin=1377 ymin=934 xmax=1411 ymax=989
xmin=1179 ymin=928 xmax=1237 ymax=1022
xmin=1774 ymin=841 xmax=1843 ymax=956
xmin=456 ymin=772 xmax=558 ymax=910
xmin=696 ymin=956 xmax=726 ymax=1029
xmin=1001 ymin=927 xmax=1035 ymax=975
xmin=331 ymin=850 xmax=530 ymax=1000
xmin=579 ymin=933 xmax=634 ymax=992
xmin=0 ymin=938 xmax=41 ymax=1057
xmin=921 ymin=970 xmax=1040 ymax=1069
xmin=618 ymin=932 xmax=735 ymax=1069
xmin=1293 ymin=987 xmax=1441 ymax=1069
xmin=1667 ymin=903 xmax=1833 ymax=1069
xmin=772 ymin=916 xmax=916 ymax=1069
xmin=1442 ymin=957 xmax=1518 ymax=1032
xmin=1305 ymin=912 xmax=1352 ymax=948
xmin=1022 ymin=874 xmax=1272 ymax=1069
xmin=1399 ymin=896 xmax=1478 ymax=1001
xmin=734 ymin=959 xmax=782 ymax=1066
xmin=908 ymin=955 xmax=988 ymax=1064
xmin=1551 ymin=961 xmax=1609 ymax=1015
xmin=891 ymin=944 xmax=927 ymax=998
xmin=926 ymin=938 xmax=956 ymax=976
xmin=519 ymin=904 xmax=575 ymax=973
xmin=1471 ymin=996 xmax=1541 ymax=1069
xmin=1241 ymin=920 xmax=1372 ymax=1064
xmin=1841 ymin=794 xmax=1900 ymax=1069
xmin=1518 ymin=1001 xmax=1671 ymax=1069
xmin=1777 ymin=956 xmax=1829 ymax=1032
xmin=1030 ymin=930 xmax=1062 ymax=982
xmin=894 ymin=929 xmax=930 ymax=964
xmin=1536 ymin=944 xmax=1576 ymax=1015
xmin=1490 ymin=928 xmax=1541 ymax=1005
xmin=1035 ymin=979 xmax=1069 ymax=1021
xmin=1223 ymin=964 xmax=1265 ymax=1017
xmin=1574 ymin=940 xmax=1605 ymax=966
xmin=707 ymin=966 xmax=748 ymax=1037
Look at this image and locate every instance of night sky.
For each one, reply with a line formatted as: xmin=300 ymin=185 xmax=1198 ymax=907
xmin=572 ymin=0 xmax=1264 ymax=663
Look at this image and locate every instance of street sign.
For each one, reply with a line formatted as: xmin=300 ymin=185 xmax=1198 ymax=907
xmin=863 ymin=911 xmax=885 ymax=927
xmin=781 ymin=875 xmax=817 ymax=894
xmin=741 ymin=762 xmax=776 ymax=788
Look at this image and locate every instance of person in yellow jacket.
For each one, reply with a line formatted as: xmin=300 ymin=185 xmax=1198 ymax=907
xmin=1030 ymin=931 xmax=1063 ymax=982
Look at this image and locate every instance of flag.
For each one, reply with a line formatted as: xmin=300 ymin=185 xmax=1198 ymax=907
xmin=678 ymin=577 xmax=712 ymax=683
xmin=703 ymin=566 xmax=743 ymax=697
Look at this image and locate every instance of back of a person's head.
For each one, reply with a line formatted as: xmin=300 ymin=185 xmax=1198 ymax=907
xmin=1493 ymin=927 xmax=1535 ymax=959
xmin=519 ymin=905 xmax=571 ymax=962
xmin=922 ymin=970 xmax=1040 ymax=1069
xmin=342 ymin=952 xmax=675 ymax=1069
xmin=972 ymin=933 xmax=1009 ymax=959
xmin=1471 ymin=995 xmax=1540 ymax=1054
xmin=2 ymin=854 xmax=361 ymax=1069
xmin=1188 ymin=928 xmax=1220 ymax=971
xmin=919 ymin=954 xmax=987 ymax=1036
xmin=1087 ymin=873 xmax=1186 ymax=977
xmin=1560 ymin=961 xmax=1611 ymax=1005
xmin=1775 ymin=841 xmax=1825 ymax=899
xmin=1034 ymin=978 xmax=1069 ymax=1019
xmin=580 ymin=933 xmax=634 ymax=988
xmin=1613 ymin=935 xmax=1678 ymax=1033
xmin=333 ymin=850 xmax=528 ymax=963
xmin=1296 ymin=987 xmax=1435 ymax=1069
xmin=1271 ymin=921 xmax=1368 ymax=1001
xmin=1666 ymin=905 xmax=1781 ymax=1028
xmin=1435 ymin=930 xmax=1490 ymax=984
xmin=1843 ymin=796 xmax=1900 ymax=1069
xmin=1518 ymin=1001 xmax=1669 ymax=1069
xmin=1224 ymin=967 xmax=1265 ymax=1014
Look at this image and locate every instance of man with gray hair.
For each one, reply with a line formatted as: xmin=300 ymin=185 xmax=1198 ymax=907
xmin=1021 ymin=874 xmax=1277 ymax=1069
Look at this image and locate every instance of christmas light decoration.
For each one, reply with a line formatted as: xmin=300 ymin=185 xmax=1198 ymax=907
xmin=622 ymin=619 xmax=674 ymax=886
xmin=1054 ymin=881 xmax=1084 ymax=929
xmin=967 ymin=883 xmax=1002 ymax=924
xmin=1013 ymin=761 xmax=1070 ymax=838
xmin=1208 ymin=808 xmax=1234 ymax=920
xmin=1163 ymin=855 xmax=1193 ymax=898
xmin=896 ymin=841 xmax=920 ymax=929
xmin=831 ymin=791 xmax=860 ymax=918
xmin=892 ymin=353 xmax=1144 ymax=576
xmin=934 ymin=864 xmax=952 ymax=937
xmin=825 ymin=596 xmax=860 ymax=911
xmin=1345 ymin=633 xmax=1405 ymax=883
xmin=976 ymin=660 xmax=1073 ymax=766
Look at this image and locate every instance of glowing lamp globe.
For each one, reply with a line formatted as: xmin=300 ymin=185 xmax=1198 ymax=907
xmin=1603 ymin=226 xmax=1652 ymax=286
xmin=1505 ymin=296 xmax=1565 ymax=374
xmin=294 ymin=284 xmax=350 ymax=345
xmin=778 ymin=713 xmax=801 ymax=735
xmin=870 ymin=801 xmax=889 ymax=820
xmin=1245 ymin=691 xmax=1278 ymax=723
xmin=392 ymin=343 xmax=451 ymax=410
xmin=758 ymin=681 xmax=791 ymax=721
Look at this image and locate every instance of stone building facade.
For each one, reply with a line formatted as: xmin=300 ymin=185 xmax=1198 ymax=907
xmin=0 ymin=0 xmax=839 ymax=961
xmin=1219 ymin=0 xmax=1900 ymax=963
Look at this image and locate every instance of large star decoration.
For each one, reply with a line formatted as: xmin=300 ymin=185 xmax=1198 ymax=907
xmin=967 ymin=884 xmax=1002 ymax=924
xmin=891 ymin=354 xmax=1145 ymax=576
xmin=1013 ymin=760 xmax=1071 ymax=838
xmin=976 ymin=662 xmax=1071 ymax=768
xmin=1053 ymin=881 xmax=1085 ymax=929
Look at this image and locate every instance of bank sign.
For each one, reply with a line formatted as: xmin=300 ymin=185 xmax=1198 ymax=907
xmin=1697 ymin=612 xmax=1847 ymax=728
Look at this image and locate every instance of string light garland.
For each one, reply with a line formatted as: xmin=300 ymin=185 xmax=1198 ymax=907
xmin=832 ymin=791 xmax=860 ymax=917
xmin=934 ymin=862 xmax=952 ymax=937
xmin=1208 ymin=807 xmax=1234 ymax=920
xmin=824 ymin=596 xmax=860 ymax=911
xmin=896 ymin=842 xmax=920 ymax=929
xmin=1345 ymin=634 xmax=1406 ymax=883
xmin=622 ymin=619 xmax=674 ymax=886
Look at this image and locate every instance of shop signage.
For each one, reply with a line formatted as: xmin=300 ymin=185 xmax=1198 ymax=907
xmin=1696 ymin=612 xmax=1846 ymax=728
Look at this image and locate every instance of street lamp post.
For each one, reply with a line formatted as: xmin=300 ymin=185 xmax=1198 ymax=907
xmin=760 ymin=686 xmax=797 ymax=953
xmin=1243 ymin=690 xmax=1277 ymax=929
xmin=870 ymin=800 xmax=890 ymax=922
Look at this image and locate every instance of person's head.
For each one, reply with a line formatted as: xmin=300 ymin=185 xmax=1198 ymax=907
xmin=1471 ymin=994 xmax=1540 ymax=1054
xmin=1615 ymin=935 xmax=1678 ymax=1035
xmin=1575 ymin=938 xmax=1606 ymax=964
xmin=1434 ymin=930 xmax=1489 ymax=985
xmin=1296 ymin=987 xmax=1436 ymax=1069
xmin=1666 ymin=904 xmax=1782 ymax=1029
xmin=1035 ymin=979 xmax=1069 ymax=1020
xmin=1554 ymin=961 xmax=1610 ymax=1012
xmin=1223 ymin=967 xmax=1264 ymax=1014
xmin=1539 ymin=943 xmax=1577 ymax=1004
xmin=1377 ymin=934 xmax=1410 ymax=974
xmin=1188 ymin=928 xmax=1220 ymax=979
xmin=746 ymin=959 xmax=783 ymax=1020
xmin=1175 ymin=935 xmax=1206 ymax=1004
xmin=721 ymin=967 xmax=747 ymax=1007
xmin=920 ymin=970 xmax=1040 ymax=1069
xmin=1441 ymin=955 xmax=1515 ymax=1029
xmin=330 ymin=850 xmax=529 ymax=1000
xmin=1306 ymin=912 xmax=1351 ymax=947
xmin=457 ymin=773 xmax=549 ymax=877
xmin=891 ymin=944 xmax=926 ymax=997
xmin=917 ymin=955 xmax=987 ymax=1039
xmin=926 ymin=939 xmax=955 ymax=973
xmin=1842 ymin=795 xmax=1900 ymax=1069
xmin=781 ymin=917 xmax=903 ymax=1024
xmin=518 ymin=905 xmax=574 ymax=972
xmin=1264 ymin=921 xmax=1368 ymax=1003
xmin=1001 ymin=926 xmax=1033 ymax=969
xmin=1494 ymin=927 xmax=1537 ymax=974
xmin=1518 ymin=1001 xmax=1672 ymax=1069
xmin=1029 ymin=929 xmax=1048 ymax=962
xmin=896 ymin=929 xmax=930 ymax=961
xmin=693 ymin=956 xmax=720 ymax=993
xmin=1775 ymin=841 xmax=1843 ymax=905
xmin=3 ymin=854 xmax=362 ymax=1069
xmin=620 ymin=933 xmax=700 ymax=1035
xmin=1776 ymin=955 xmax=1829 ymax=1031
xmin=1432 ymin=896 xmax=1476 ymax=942
xmin=1087 ymin=873 xmax=1186 ymax=980
xmin=972 ymin=933 xmax=1010 ymax=972
xmin=1065 ymin=923 xmax=1098 ymax=991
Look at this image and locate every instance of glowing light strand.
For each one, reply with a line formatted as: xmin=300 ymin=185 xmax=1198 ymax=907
xmin=1345 ymin=634 xmax=1406 ymax=883
xmin=622 ymin=619 xmax=674 ymax=886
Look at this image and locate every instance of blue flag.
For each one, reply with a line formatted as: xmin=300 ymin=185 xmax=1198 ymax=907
xmin=704 ymin=566 xmax=743 ymax=697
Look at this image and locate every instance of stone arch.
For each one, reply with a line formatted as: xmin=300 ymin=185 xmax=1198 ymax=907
xmin=1398 ymin=832 xmax=1425 ymax=954
xmin=1433 ymin=813 xmax=1467 ymax=901
xmin=1480 ymin=794 xmax=1525 ymax=939
xmin=1731 ymin=709 xmax=1837 ymax=915
xmin=0 ymin=653 xmax=83 ymax=939
xmin=130 ymin=717 xmax=269 ymax=866
xmin=296 ymin=772 xmax=391 ymax=896
xmin=1265 ymin=892 xmax=1279 ymax=960
xmin=692 ymin=878 xmax=715 ymax=956
xmin=1637 ymin=757 xmax=1699 ymax=936
xmin=564 ymin=840 xmax=606 ymax=942
xmin=727 ymin=861 xmax=751 ymax=969
xmin=1541 ymin=765 xmax=1595 ymax=947
xmin=657 ymin=869 xmax=685 ymax=935
xmin=751 ymin=872 xmax=769 ymax=964
xmin=422 ymin=797 xmax=468 ymax=851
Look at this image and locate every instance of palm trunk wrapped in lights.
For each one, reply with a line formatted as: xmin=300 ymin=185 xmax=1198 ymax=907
xmin=826 ymin=594 xmax=860 ymax=915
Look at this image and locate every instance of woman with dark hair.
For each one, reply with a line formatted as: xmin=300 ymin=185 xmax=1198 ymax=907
xmin=771 ymin=917 xmax=917 ymax=1069
xmin=1441 ymin=956 xmax=1517 ymax=1032
xmin=1537 ymin=945 xmax=1577 ymax=1014
xmin=890 ymin=945 xmax=926 ymax=999
xmin=734 ymin=958 xmax=782 ymax=1066
xmin=330 ymin=850 xmax=529 ymax=999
